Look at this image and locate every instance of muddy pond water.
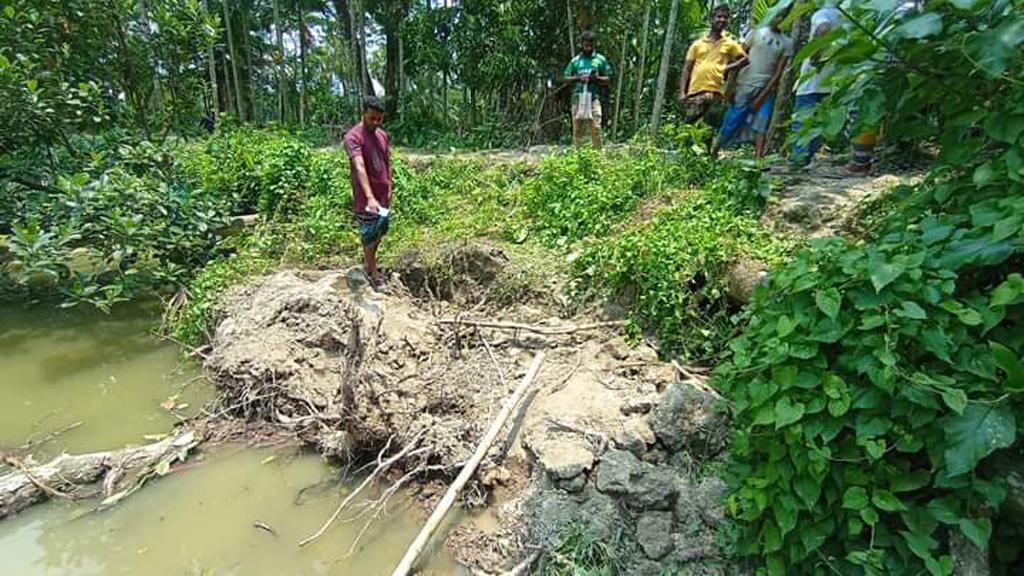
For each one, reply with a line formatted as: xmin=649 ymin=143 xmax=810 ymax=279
xmin=0 ymin=305 xmax=456 ymax=575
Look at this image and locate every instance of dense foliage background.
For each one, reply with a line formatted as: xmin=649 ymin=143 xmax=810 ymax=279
xmin=1 ymin=0 xmax=1023 ymax=573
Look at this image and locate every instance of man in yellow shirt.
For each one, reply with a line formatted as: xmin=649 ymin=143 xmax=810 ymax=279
xmin=678 ymin=5 xmax=745 ymax=127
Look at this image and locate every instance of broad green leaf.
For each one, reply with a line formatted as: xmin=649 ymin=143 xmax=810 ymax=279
xmin=773 ymin=498 xmax=797 ymax=535
xmin=901 ymin=529 xmax=938 ymax=562
xmin=822 ymin=374 xmax=846 ymax=399
xmin=774 ymin=396 xmax=805 ymax=429
xmin=991 ymin=274 xmax=1024 ymax=307
xmin=25 ymin=78 xmax=38 ymax=92
xmin=967 ymin=18 xmax=1024 ymax=77
xmin=941 ymin=389 xmax=967 ymax=415
xmin=869 ymin=258 xmax=904 ymax=292
xmin=794 ymin=475 xmax=822 ymax=508
xmin=864 ymin=439 xmax=885 ymax=460
xmin=872 ymin=489 xmax=907 ymax=512
xmin=896 ymin=300 xmax=927 ymax=320
xmin=3 ymin=5 xmax=14 ymax=18
xmin=943 ymin=404 xmax=1016 ymax=476
xmin=985 ymin=114 xmax=1024 ymax=145
xmin=860 ymin=507 xmax=879 ymax=526
xmin=949 ymin=0 xmax=980 ymax=8
xmin=890 ymin=470 xmax=930 ymax=492
xmin=896 ymin=13 xmax=942 ymax=39
xmin=828 ymin=395 xmax=851 ymax=417
xmin=815 ymin=288 xmax=841 ymax=319
xmin=926 ymin=497 xmax=960 ymax=524
xmin=843 ymin=486 xmax=868 ymax=510
xmin=924 ymin=556 xmax=955 ymax=576
xmin=958 ymin=518 xmax=992 ymax=550
xmin=973 ymin=162 xmax=995 ymax=186
xmin=990 ymin=341 xmax=1024 ymax=391
xmin=776 ymin=315 xmax=797 ymax=338
xmin=772 ymin=365 xmax=798 ymax=389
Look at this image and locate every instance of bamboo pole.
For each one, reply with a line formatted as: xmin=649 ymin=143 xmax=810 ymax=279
xmin=437 ymin=319 xmax=625 ymax=335
xmin=390 ymin=352 xmax=547 ymax=576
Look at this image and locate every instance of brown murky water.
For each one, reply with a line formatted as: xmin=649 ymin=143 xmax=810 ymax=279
xmin=0 ymin=306 xmax=457 ymax=575
xmin=0 ymin=305 xmax=212 ymax=457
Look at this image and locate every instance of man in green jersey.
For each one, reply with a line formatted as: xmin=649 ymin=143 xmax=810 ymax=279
xmin=563 ymin=30 xmax=612 ymax=149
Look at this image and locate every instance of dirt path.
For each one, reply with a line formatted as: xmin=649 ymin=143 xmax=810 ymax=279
xmin=763 ymin=158 xmax=920 ymax=237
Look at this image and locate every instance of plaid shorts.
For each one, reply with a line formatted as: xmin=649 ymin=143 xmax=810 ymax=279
xmin=357 ymin=212 xmax=390 ymax=246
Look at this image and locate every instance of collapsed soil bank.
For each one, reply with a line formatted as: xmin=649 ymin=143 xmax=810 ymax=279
xmin=200 ymin=248 xmax=734 ymax=574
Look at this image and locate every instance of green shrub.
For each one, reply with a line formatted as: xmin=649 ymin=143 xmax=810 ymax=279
xmin=572 ymin=161 xmax=790 ymax=359
xmin=2 ymin=164 xmax=230 ymax=311
xmin=715 ymin=170 xmax=1024 ymax=573
xmin=179 ymin=126 xmax=348 ymax=218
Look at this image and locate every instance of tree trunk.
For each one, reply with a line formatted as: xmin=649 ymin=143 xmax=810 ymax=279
xmin=242 ymin=6 xmax=257 ymax=122
xmin=202 ymin=0 xmax=219 ymax=124
xmin=632 ymin=5 xmax=651 ymax=130
xmin=273 ymin=0 xmax=289 ymax=123
xmin=222 ymin=0 xmax=245 ymax=120
xmin=383 ymin=2 xmax=402 ymax=115
xmin=0 ymin=430 xmax=199 ymax=520
xmin=299 ymin=5 xmax=309 ymax=127
xmin=566 ymin=0 xmax=575 ymax=57
xmin=650 ymin=0 xmax=680 ymax=136
xmin=612 ymin=32 xmax=628 ymax=140
xmin=138 ymin=0 xmax=163 ymax=118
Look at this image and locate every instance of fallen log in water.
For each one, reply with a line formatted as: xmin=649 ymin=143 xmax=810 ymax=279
xmin=0 ymin=429 xmax=199 ymax=519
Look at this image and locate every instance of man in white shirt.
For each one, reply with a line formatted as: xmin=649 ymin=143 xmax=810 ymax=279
xmin=715 ymin=6 xmax=794 ymax=159
xmin=790 ymin=4 xmax=843 ymax=168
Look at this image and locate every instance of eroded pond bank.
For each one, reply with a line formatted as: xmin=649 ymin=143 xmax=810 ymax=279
xmin=0 ymin=305 xmax=455 ymax=575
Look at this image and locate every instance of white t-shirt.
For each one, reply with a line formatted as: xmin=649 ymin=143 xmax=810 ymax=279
xmin=796 ymin=7 xmax=843 ymax=95
xmin=737 ymin=27 xmax=794 ymax=89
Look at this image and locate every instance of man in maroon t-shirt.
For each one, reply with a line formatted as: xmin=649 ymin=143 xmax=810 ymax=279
xmin=344 ymin=96 xmax=392 ymax=289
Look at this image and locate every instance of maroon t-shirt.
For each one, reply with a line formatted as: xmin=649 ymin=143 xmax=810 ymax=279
xmin=343 ymin=123 xmax=391 ymax=217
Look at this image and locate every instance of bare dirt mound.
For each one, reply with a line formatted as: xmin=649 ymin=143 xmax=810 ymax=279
xmin=205 ymin=268 xmax=518 ymax=472
xmin=202 ymin=260 xmax=734 ymax=573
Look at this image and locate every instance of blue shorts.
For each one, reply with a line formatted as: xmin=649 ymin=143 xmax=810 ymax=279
xmin=718 ymin=86 xmax=776 ymax=149
xmin=358 ymin=213 xmax=390 ymax=246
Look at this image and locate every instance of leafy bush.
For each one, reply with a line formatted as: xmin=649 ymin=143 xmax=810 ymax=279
xmin=717 ymin=170 xmax=1023 ymax=574
xmin=2 ymin=161 xmax=230 ymax=310
xmin=179 ymin=126 xmax=348 ymax=218
xmin=572 ymin=161 xmax=790 ymax=359
xmin=717 ymin=1 xmax=1024 ymax=572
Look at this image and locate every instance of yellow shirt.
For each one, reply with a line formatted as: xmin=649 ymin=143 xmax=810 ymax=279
xmin=685 ymin=33 xmax=745 ymax=96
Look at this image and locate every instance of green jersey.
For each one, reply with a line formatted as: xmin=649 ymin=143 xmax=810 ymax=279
xmin=564 ymin=52 xmax=613 ymax=95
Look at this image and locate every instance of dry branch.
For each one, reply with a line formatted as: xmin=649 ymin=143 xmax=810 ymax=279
xmin=391 ymin=352 xmax=547 ymax=576
xmin=0 ymin=429 xmax=198 ymax=519
xmin=438 ymin=318 xmax=625 ymax=336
